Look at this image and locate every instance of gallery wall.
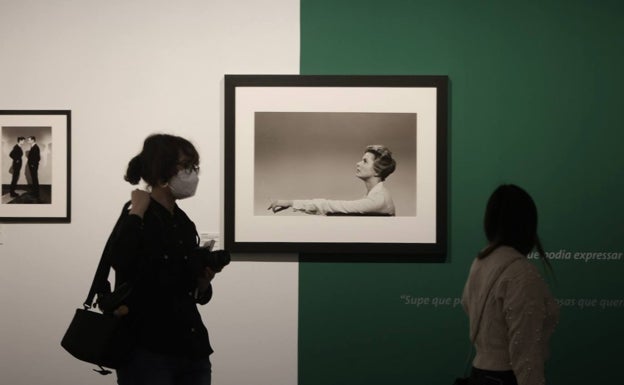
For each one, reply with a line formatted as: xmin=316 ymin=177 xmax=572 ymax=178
xmin=2 ymin=2 xmax=623 ymax=385
xmin=299 ymin=1 xmax=624 ymax=384
xmin=0 ymin=1 xmax=299 ymax=384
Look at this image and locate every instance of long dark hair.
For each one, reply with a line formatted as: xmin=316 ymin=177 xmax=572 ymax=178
xmin=477 ymin=184 xmax=553 ymax=275
xmin=125 ymin=134 xmax=199 ymax=187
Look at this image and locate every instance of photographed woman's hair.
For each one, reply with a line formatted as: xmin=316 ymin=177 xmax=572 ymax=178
xmin=365 ymin=145 xmax=396 ymax=181
xmin=125 ymin=134 xmax=199 ymax=186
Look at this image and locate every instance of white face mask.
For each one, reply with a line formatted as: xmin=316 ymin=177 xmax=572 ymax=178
xmin=168 ymin=169 xmax=199 ymax=200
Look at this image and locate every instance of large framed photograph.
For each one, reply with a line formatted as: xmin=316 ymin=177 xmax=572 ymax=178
xmin=1 ymin=110 xmax=71 ymax=223
xmin=224 ymin=75 xmax=447 ymax=258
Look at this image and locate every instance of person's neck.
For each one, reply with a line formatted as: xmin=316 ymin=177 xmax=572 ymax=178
xmin=363 ymin=177 xmax=381 ymax=194
xmin=151 ymin=186 xmax=176 ymax=214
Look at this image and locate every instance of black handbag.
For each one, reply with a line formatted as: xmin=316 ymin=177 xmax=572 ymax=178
xmin=62 ymin=308 xmax=133 ymax=374
xmin=61 ymin=202 xmax=133 ymax=375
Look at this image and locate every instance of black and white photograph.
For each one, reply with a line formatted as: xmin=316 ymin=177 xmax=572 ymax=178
xmin=258 ymin=112 xmax=417 ymax=217
xmin=224 ymin=75 xmax=447 ymax=257
xmin=2 ymin=126 xmax=52 ymax=204
xmin=0 ymin=110 xmax=71 ymax=223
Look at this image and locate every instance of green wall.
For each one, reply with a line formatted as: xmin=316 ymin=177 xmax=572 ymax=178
xmin=299 ymin=1 xmax=624 ymax=384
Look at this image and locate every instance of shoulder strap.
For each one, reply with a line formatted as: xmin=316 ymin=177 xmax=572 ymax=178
xmin=471 ymin=256 xmax=522 ymax=342
xmin=459 ymin=255 xmax=522 ymax=377
xmin=83 ymin=201 xmax=132 ymax=309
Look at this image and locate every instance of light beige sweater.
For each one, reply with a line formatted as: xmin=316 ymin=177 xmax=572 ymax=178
xmin=461 ymin=246 xmax=559 ymax=385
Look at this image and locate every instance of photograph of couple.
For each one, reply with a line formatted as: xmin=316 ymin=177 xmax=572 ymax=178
xmin=1 ymin=127 xmax=51 ymax=205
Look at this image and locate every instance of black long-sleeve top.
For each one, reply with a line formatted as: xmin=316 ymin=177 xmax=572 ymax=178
xmin=109 ymin=199 xmax=213 ymax=358
xmin=10 ymin=145 xmax=23 ymax=163
xmin=27 ymin=144 xmax=40 ymax=165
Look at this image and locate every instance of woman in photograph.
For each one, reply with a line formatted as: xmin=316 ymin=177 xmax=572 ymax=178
xmin=461 ymin=184 xmax=559 ymax=385
xmin=110 ymin=134 xmax=218 ymax=385
xmin=268 ymin=144 xmax=396 ymax=216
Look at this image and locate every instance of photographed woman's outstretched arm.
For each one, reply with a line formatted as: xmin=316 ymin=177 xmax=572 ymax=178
xmin=268 ymin=181 xmax=395 ymax=215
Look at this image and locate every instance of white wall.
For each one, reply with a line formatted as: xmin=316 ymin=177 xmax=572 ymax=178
xmin=0 ymin=1 xmax=299 ymax=384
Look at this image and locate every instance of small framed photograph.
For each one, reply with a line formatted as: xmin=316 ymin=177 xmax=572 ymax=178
xmin=224 ymin=75 xmax=447 ymax=259
xmin=1 ymin=110 xmax=71 ymax=223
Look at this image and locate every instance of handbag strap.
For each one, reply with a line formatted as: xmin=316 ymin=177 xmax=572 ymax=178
xmin=471 ymin=255 xmax=521 ymax=342
xmin=83 ymin=201 xmax=132 ymax=309
xmin=459 ymin=253 xmax=522 ymax=378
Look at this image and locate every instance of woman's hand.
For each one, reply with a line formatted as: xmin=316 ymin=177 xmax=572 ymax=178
xmin=197 ymin=267 xmax=216 ymax=292
xmin=268 ymin=200 xmax=293 ymax=213
xmin=129 ymin=189 xmax=150 ymax=218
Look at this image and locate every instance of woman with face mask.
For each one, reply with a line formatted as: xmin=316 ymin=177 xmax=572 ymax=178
xmin=110 ymin=134 xmax=216 ymax=385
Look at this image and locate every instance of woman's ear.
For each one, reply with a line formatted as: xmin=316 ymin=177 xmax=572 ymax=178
xmin=157 ymin=179 xmax=169 ymax=188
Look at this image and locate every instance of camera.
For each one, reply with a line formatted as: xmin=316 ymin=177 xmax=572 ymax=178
xmin=189 ymin=246 xmax=231 ymax=273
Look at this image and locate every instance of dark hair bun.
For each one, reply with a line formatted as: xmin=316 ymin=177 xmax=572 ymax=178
xmin=124 ymin=155 xmax=143 ymax=185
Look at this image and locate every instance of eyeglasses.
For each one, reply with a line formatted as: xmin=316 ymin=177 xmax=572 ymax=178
xmin=178 ymin=162 xmax=200 ymax=174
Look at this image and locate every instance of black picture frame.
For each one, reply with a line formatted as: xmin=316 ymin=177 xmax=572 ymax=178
xmin=224 ymin=75 xmax=447 ymax=259
xmin=1 ymin=110 xmax=71 ymax=223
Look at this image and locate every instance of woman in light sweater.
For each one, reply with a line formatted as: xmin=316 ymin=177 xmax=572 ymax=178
xmin=267 ymin=145 xmax=396 ymax=216
xmin=461 ymin=184 xmax=559 ymax=385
